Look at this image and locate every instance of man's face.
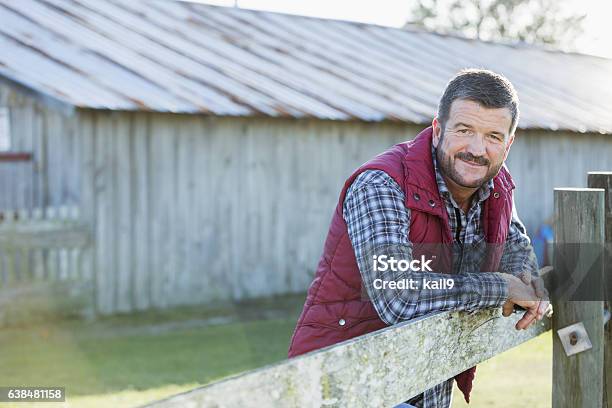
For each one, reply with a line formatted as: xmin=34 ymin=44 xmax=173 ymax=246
xmin=432 ymin=99 xmax=514 ymax=189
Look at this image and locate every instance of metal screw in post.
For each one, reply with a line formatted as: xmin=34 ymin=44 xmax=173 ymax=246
xmin=569 ymin=331 xmax=579 ymax=346
xmin=557 ymin=322 xmax=592 ymax=356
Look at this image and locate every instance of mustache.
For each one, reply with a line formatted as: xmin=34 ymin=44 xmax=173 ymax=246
xmin=455 ymin=152 xmax=489 ymax=166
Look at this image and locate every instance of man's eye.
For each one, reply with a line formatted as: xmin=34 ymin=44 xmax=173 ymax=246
xmin=488 ymin=134 xmax=503 ymax=141
xmin=458 ymin=129 xmax=469 ymax=134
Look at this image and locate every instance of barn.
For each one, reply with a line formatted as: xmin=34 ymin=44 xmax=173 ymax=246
xmin=0 ymin=0 xmax=611 ymax=317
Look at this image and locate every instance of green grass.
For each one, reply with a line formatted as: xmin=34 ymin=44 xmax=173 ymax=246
xmin=0 ymin=294 xmax=305 ymax=408
xmin=0 ymin=294 xmax=552 ymax=408
xmin=452 ymin=331 xmax=552 ymax=408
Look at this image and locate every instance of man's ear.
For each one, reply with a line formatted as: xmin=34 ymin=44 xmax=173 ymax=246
xmin=432 ymin=117 xmax=442 ymax=148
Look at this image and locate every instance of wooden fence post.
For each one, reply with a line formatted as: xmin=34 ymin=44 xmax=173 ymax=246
xmin=553 ymin=188 xmax=606 ymax=408
xmin=588 ymin=172 xmax=612 ymax=408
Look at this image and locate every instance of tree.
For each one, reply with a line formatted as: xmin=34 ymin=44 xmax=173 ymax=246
xmin=406 ymin=0 xmax=586 ymax=48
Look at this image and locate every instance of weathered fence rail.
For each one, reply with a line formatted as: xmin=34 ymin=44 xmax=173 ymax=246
xmin=144 ymin=290 xmax=551 ymax=408
xmin=0 ymin=205 xmax=93 ymax=325
xmin=143 ymin=171 xmax=612 ymax=408
xmin=0 ymin=206 xmax=89 ymax=281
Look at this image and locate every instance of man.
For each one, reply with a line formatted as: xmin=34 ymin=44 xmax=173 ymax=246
xmin=288 ymin=69 xmax=549 ymax=407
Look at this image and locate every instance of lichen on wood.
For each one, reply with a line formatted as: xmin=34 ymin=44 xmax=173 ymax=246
xmin=144 ymin=301 xmax=551 ymax=408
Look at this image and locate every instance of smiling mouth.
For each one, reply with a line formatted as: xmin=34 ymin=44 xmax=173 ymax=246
xmin=459 ymin=158 xmax=487 ymax=167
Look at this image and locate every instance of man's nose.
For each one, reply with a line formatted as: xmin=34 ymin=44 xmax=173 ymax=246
xmin=467 ymin=133 xmax=487 ymax=157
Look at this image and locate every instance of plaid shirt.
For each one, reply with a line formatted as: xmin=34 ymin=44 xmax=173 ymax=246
xmin=342 ymin=143 xmax=539 ymax=408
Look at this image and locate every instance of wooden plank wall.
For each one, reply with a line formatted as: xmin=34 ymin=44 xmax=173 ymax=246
xmin=0 ymin=84 xmax=89 ymax=318
xmin=507 ymin=130 xmax=612 ymax=233
xmin=79 ymin=112 xmax=419 ymax=314
xmin=2 ymin=80 xmax=612 ymax=316
xmin=79 ymin=111 xmax=612 ymax=315
xmin=0 ymin=83 xmax=80 ymax=210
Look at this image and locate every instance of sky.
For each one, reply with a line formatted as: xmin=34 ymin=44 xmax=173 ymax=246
xmin=192 ymin=0 xmax=612 ymax=59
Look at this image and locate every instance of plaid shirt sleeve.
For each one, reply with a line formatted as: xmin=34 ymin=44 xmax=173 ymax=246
xmin=499 ymin=201 xmax=540 ymax=279
xmin=343 ymin=170 xmax=508 ymax=326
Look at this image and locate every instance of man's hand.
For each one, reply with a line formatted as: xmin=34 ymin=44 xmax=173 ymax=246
xmin=499 ymin=273 xmax=548 ymax=330
xmin=521 ymin=272 xmax=551 ymax=321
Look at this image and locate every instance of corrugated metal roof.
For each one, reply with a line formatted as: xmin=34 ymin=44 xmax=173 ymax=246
xmin=0 ymin=0 xmax=611 ymax=132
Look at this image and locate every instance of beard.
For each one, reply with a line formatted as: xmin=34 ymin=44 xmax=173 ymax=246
xmin=435 ymin=132 xmax=504 ymax=189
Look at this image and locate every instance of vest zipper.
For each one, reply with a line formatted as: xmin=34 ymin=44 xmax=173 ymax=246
xmin=454 ymin=207 xmax=463 ymax=243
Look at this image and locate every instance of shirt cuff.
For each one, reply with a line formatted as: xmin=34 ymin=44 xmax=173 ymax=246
xmin=464 ymin=272 xmax=509 ymax=310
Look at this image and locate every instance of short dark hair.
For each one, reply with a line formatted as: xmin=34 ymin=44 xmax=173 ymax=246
xmin=437 ymin=69 xmax=520 ymax=134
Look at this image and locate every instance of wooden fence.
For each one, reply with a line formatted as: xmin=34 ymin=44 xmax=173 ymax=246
xmin=143 ymin=172 xmax=612 ymax=408
xmin=0 ymin=205 xmax=93 ymax=325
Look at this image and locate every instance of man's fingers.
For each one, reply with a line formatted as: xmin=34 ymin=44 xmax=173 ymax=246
xmin=537 ymin=300 xmax=550 ymax=320
xmin=516 ymin=314 xmax=535 ymax=330
xmin=502 ymin=301 xmax=514 ymax=317
xmin=515 ymin=309 xmax=537 ymax=330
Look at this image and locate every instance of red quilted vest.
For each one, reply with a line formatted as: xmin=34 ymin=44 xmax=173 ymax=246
xmin=287 ymin=126 xmax=515 ymax=403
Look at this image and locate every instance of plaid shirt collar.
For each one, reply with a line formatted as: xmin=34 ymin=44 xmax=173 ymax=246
xmin=431 ymin=142 xmax=494 ymax=210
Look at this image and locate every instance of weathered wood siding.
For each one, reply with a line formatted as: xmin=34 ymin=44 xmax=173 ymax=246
xmin=0 ymin=82 xmax=79 ymax=210
xmin=78 ymin=113 xmax=611 ymax=314
xmin=507 ymin=130 xmax=612 ymax=232
xmin=2 ymin=80 xmax=612 ymax=315
xmin=0 ymin=83 xmax=91 ymax=324
xmin=0 ymin=83 xmax=80 ymax=211
xmin=78 ymin=112 xmax=420 ymax=313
